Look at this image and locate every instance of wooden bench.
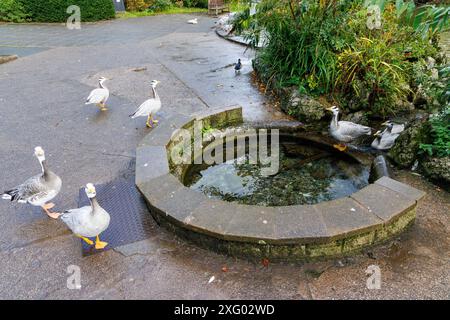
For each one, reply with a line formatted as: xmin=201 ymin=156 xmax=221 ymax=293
xmin=208 ymin=0 xmax=230 ymax=15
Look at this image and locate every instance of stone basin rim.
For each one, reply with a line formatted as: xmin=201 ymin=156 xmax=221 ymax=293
xmin=135 ymin=105 xmax=426 ymax=260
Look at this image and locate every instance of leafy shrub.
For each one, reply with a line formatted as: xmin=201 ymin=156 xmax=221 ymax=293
xmin=246 ymin=0 xmax=356 ymax=93
xmin=418 ymin=64 xmax=450 ymax=158
xmin=148 ymin=0 xmax=173 ymax=12
xmin=436 ymin=65 xmax=450 ymax=106
xmin=0 ymin=0 xmax=28 ymax=22
xmin=410 ymin=58 xmax=449 ymax=106
xmin=419 ymin=105 xmax=450 ymax=157
xmin=183 ymin=0 xmax=208 ymax=8
xmin=236 ymin=0 xmax=445 ymax=118
xmin=395 ymin=0 xmax=449 ymax=38
xmin=126 ymin=0 xmax=149 ymax=11
xmin=335 ymin=4 xmax=437 ymax=115
xmin=18 ymin=0 xmax=115 ymax=22
xmin=336 ymin=37 xmax=409 ymax=115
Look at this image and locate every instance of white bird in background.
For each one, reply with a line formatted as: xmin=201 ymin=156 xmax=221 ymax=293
xmin=187 ymin=18 xmax=198 ymax=24
xmin=129 ymin=80 xmax=161 ymax=128
xmin=60 ymin=183 xmax=111 ymax=250
xmin=2 ymin=146 xmax=62 ymax=219
xmin=326 ymin=106 xmax=372 ymax=151
xmin=85 ymin=77 xmax=110 ymax=111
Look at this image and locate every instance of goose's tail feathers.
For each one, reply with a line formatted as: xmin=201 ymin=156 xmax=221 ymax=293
xmin=129 ymin=108 xmax=141 ymax=119
xmin=363 ymin=127 xmax=372 ymax=135
xmin=2 ymin=189 xmax=18 ymax=201
xmin=2 ymin=193 xmax=12 ymax=200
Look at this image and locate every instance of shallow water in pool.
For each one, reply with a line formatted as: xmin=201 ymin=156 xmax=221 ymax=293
xmin=184 ymin=140 xmax=370 ymax=206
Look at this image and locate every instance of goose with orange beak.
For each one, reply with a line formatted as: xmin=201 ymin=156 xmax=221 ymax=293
xmin=2 ymin=147 xmax=62 ymax=219
xmin=129 ymin=80 xmax=161 ymax=128
xmin=60 ymin=183 xmax=110 ymax=250
xmin=326 ymin=106 xmax=372 ymax=151
xmin=371 ymin=121 xmax=402 ymax=150
xmin=85 ymin=77 xmax=110 ymax=111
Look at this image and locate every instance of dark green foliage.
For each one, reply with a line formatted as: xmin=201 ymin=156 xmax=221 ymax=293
xmin=437 ymin=65 xmax=450 ymax=106
xmin=148 ymin=0 xmax=173 ymax=12
xmin=412 ymin=61 xmax=449 ymax=158
xmin=420 ymin=105 xmax=450 ymax=158
xmin=396 ymin=0 xmax=449 ymax=38
xmin=183 ymin=0 xmax=208 ymax=8
xmin=18 ymin=0 xmax=115 ymax=22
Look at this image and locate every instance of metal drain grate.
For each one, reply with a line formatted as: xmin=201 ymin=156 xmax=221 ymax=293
xmin=77 ymin=177 xmax=153 ymax=256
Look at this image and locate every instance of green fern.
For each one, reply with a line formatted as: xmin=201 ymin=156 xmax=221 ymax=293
xmin=420 ymin=105 xmax=450 ymax=158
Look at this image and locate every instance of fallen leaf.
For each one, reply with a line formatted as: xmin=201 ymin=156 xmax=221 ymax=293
xmin=262 ymin=258 xmax=270 ymax=268
xmin=222 ymin=266 xmax=228 ymax=272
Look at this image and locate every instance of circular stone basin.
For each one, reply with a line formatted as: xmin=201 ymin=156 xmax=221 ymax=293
xmin=135 ymin=106 xmax=425 ymax=261
xmin=184 ymin=135 xmax=370 ymax=207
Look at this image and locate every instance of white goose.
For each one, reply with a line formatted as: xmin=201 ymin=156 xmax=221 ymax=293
xmin=390 ymin=122 xmax=405 ymax=135
xmin=2 ymin=146 xmax=62 ymax=219
xmin=60 ymin=183 xmax=110 ymax=250
xmin=85 ymin=77 xmax=110 ymax=111
xmin=371 ymin=121 xmax=402 ymax=150
xmin=326 ymin=106 xmax=372 ymax=151
xmin=129 ymin=80 xmax=161 ymax=128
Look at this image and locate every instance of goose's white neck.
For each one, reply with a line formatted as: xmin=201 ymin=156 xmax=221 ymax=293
xmin=331 ymin=111 xmax=339 ymax=129
xmin=89 ymin=197 xmax=100 ymax=212
xmin=99 ymin=81 xmax=107 ymax=89
xmin=151 ymin=86 xmax=159 ymax=100
xmin=37 ymin=156 xmax=46 ymax=173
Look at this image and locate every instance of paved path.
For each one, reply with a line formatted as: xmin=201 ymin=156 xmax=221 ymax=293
xmin=0 ymin=16 xmax=448 ymax=299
